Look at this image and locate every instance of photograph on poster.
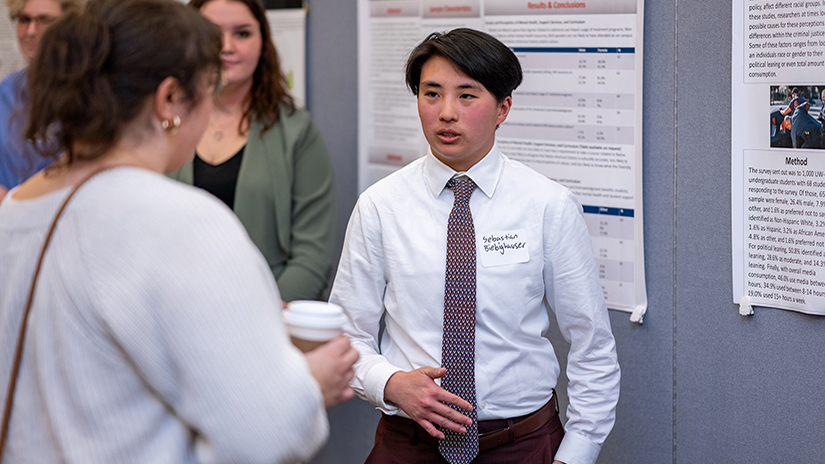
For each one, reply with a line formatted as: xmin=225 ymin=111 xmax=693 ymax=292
xmin=769 ymin=85 xmax=825 ymax=149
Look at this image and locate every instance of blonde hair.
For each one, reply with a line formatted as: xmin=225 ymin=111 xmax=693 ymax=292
xmin=6 ymin=0 xmax=83 ymax=18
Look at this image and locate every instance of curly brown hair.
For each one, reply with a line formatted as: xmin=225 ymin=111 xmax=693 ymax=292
xmin=189 ymin=0 xmax=295 ymax=135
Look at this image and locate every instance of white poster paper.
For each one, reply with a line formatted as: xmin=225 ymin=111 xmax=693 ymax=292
xmin=732 ymin=0 xmax=825 ymax=315
xmin=358 ymin=0 xmax=646 ymax=318
xmin=267 ymin=8 xmax=307 ymax=107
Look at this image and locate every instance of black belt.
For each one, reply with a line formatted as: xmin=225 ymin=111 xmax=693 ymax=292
xmin=382 ymin=395 xmax=558 ymax=453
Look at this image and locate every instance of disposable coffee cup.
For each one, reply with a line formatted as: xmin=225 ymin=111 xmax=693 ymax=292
xmin=283 ymin=300 xmax=347 ymax=352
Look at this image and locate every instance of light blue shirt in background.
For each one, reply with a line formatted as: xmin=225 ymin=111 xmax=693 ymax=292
xmin=0 ymin=69 xmax=51 ymax=189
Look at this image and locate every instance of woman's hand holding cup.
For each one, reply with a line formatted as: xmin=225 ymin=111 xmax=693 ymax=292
xmin=304 ymin=335 xmax=359 ymax=408
xmin=284 ymin=301 xmax=358 ymax=408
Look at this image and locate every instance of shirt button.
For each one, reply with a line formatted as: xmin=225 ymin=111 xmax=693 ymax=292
xmin=474 ymin=353 xmax=478 ymax=362
xmin=479 ymin=401 xmax=487 ymax=409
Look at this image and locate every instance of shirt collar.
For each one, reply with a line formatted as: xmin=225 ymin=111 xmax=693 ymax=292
xmin=424 ymin=143 xmax=503 ymax=199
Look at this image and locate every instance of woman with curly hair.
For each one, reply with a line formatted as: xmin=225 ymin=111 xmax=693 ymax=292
xmin=170 ymin=0 xmax=336 ymax=303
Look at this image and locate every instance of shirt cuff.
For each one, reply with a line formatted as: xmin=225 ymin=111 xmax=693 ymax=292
xmin=363 ymin=362 xmax=404 ymax=414
xmin=554 ymin=431 xmax=602 ymax=464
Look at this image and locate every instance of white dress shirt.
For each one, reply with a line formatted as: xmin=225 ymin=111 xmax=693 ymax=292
xmin=330 ymin=144 xmax=620 ymax=464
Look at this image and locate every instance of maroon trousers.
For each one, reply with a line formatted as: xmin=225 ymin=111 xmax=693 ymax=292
xmin=364 ymin=408 xmax=564 ymax=464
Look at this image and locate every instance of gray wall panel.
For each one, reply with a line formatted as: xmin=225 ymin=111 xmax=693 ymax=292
xmin=602 ymin=1 xmax=677 ymax=460
xmin=306 ymin=0 xmax=359 ymax=269
xmin=305 ymin=0 xmax=825 ymax=462
xmin=558 ymin=1 xmax=677 ymax=462
xmin=674 ymin=0 xmax=738 ymax=462
xmin=306 ymin=2 xmax=380 ymax=464
xmin=676 ymin=1 xmax=825 ymax=463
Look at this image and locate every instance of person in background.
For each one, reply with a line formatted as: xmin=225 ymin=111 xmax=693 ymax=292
xmin=0 ymin=0 xmax=356 ymax=462
xmin=169 ymin=0 xmax=336 ymax=303
xmin=790 ymin=104 xmax=824 ymax=149
xmin=770 ymin=110 xmax=792 ymax=148
xmin=331 ymin=28 xmax=619 ymax=464
xmin=0 ymin=0 xmax=82 ymax=201
xmin=781 ymin=86 xmax=809 ymax=117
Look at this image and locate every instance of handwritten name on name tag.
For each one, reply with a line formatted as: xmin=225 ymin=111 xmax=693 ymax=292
xmin=479 ymin=230 xmax=530 ymax=267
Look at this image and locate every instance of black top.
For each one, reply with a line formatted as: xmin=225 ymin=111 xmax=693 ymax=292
xmin=193 ymin=145 xmax=245 ymax=209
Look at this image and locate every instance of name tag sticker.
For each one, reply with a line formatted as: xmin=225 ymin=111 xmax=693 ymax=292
xmin=479 ymin=229 xmax=530 ymax=267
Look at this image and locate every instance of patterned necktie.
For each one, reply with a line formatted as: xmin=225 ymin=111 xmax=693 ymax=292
xmin=439 ymin=178 xmax=479 ymax=464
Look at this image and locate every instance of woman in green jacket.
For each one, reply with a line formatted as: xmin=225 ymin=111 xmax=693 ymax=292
xmin=170 ymin=0 xmax=335 ymax=302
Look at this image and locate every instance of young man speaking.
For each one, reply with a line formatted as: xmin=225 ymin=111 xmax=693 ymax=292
xmin=331 ymin=28 xmax=620 ymax=464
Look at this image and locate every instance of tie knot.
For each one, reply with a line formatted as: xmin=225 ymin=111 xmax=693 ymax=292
xmin=447 ymin=178 xmax=475 ymax=204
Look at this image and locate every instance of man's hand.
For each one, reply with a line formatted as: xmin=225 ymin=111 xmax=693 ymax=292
xmin=384 ymin=366 xmax=474 ymax=439
xmin=304 ymin=335 xmax=359 ymax=408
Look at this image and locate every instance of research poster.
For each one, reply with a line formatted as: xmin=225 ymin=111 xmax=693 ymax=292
xmin=732 ymin=0 xmax=825 ymax=314
xmin=266 ymin=8 xmax=307 ymax=106
xmin=358 ymin=0 xmax=647 ymax=318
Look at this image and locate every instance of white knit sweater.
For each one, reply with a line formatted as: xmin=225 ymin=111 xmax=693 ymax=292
xmin=0 ymin=167 xmax=327 ymax=463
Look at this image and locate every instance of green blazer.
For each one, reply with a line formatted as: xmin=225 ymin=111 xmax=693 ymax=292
xmin=169 ymin=107 xmax=335 ymax=301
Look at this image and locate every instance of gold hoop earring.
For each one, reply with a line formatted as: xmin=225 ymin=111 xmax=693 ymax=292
xmin=162 ymin=115 xmax=181 ymax=135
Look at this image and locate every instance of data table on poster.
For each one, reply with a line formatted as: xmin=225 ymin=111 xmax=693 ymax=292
xmin=508 ymin=47 xmax=636 ymax=144
xmin=504 ymin=46 xmax=640 ymax=311
xmin=583 ymin=206 xmax=635 ymax=308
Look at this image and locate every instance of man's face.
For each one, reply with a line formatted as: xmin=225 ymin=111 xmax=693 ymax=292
xmin=416 ymin=55 xmax=511 ymax=172
xmin=15 ymin=0 xmax=62 ymax=61
xmin=784 ymin=118 xmax=792 ymax=131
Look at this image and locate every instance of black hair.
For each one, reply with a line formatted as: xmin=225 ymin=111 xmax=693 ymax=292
xmin=405 ymin=28 xmax=522 ymax=104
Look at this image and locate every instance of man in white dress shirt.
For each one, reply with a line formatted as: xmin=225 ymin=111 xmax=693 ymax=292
xmin=330 ymin=28 xmax=620 ymax=464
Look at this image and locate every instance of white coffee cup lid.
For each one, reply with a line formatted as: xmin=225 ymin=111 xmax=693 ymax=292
xmin=284 ymin=300 xmax=347 ymax=330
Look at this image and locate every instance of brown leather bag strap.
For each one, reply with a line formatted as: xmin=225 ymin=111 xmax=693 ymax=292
xmin=0 ymin=166 xmax=121 ymax=459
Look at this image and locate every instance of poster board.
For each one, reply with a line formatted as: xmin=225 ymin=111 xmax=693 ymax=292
xmin=732 ymin=0 xmax=825 ymax=315
xmin=357 ymin=0 xmax=647 ymax=319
